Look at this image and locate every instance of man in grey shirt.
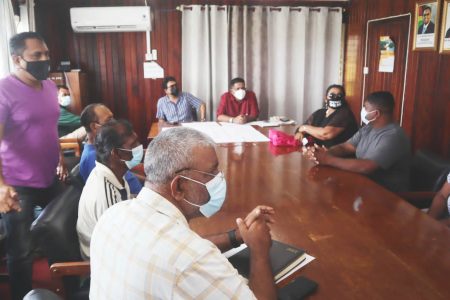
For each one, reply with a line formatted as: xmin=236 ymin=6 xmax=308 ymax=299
xmin=306 ymin=91 xmax=410 ymax=192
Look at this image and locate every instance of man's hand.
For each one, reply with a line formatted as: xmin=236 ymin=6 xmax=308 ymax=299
xmin=0 ymin=184 xmax=21 ymax=213
xmin=244 ymin=205 xmax=275 ymax=227
xmin=306 ymin=144 xmax=330 ymax=165
xmin=56 ymin=161 xmax=69 ymax=182
xmin=294 ymin=131 xmax=304 ymax=141
xmin=234 ymin=115 xmax=247 ymax=124
xmin=236 ymin=217 xmax=272 ymax=255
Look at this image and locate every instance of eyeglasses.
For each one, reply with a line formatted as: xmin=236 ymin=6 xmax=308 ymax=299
xmin=176 ymin=168 xmax=223 ymax=178
xmin=423 ymin=13 xmax=430 ymax=16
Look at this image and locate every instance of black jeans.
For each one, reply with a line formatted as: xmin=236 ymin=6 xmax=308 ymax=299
xmin=1 ymin=179 xmax=62 ymax=300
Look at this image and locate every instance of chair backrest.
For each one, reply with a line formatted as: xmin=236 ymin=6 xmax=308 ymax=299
xmin=411 ymin=150 xmax=450 ymax=192
xmin=31 ymin=164 xmax=84 ymax=264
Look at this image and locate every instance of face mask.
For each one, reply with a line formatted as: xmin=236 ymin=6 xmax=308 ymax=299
xmin=233 ymin=89 xmax=246 ymax=101
xmin=58 ymin=95 xmax=71 ymax=107
xmin=21 ymin=58 xmax=50 ymax=81
xmin=119 ymin=144 xmax=143 ymax=169
xmin=327 ymin=93 xmax=343 ymax=109
xmin=181 ymin=171 xmax=227 ymax=217
xmin=169 ymin=86 xmax=179 ymax=96
xmin=360 ymin=107 xmax=378 ymax=125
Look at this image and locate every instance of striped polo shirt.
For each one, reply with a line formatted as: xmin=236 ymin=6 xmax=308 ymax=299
xmin=156 ymin=92 xmax=202 ymax=123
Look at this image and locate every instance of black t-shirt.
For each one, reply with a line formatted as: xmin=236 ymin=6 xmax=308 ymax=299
xmin=306 ymin=106 xmax=358 ymax=148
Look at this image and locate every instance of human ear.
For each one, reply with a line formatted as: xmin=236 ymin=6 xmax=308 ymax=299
xmin=170 ymin=175 xmax=185 ymax=202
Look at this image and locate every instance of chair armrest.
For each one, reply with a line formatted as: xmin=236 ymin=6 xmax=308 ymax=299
xmin=59 ymin=138 xmax=81 ymax=157
xmin=397 ymin=191 xmax=436 ymax=209
xmin=50 ymin=261 xmax=90 ymax=278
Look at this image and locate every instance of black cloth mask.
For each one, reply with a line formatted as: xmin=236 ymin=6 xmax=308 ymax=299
xmin=170 ymin=86 xmax=179 ymax=96
xmin=22 ymin=58 xmax=50 ymax=81
xmin=327 ymin=93 xmax=344 ymax=109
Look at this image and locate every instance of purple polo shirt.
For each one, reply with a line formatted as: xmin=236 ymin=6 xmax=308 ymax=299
xmin=0 ymin=75 xmax=60 ymax=188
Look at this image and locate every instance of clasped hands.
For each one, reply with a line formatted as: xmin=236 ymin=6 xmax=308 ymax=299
xmin=304 ymin=143 xmax=329 ymax=165
xmin=235 ymin=205 xmax=275 ymax=251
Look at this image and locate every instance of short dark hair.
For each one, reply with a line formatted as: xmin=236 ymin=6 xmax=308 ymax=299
xmin=422 ymin=5 xmax=431 ymax=14
xmin=162 ymin=76 xmax=177 ymax=89
xmin=229 ymin=77 xmax=245 ymax=88
xmin=326 ymin=84 xmax=346 ymax=97
xmin=95 ymin=119 xmax=134 ymax=164
xmin=57 ymin=85 xmax=69 ymax=91
xmin=366 ymin=91 xmax=395 ymax=114
xmin=80 ymin=103 xmax=103 ymax=133
xmin=9 ymin=32 xmax=46 ymax=56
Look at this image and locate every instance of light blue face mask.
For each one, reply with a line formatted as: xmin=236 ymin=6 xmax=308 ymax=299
xmin=118 ymin=144 xmax=143 ymax=169
xmin=180 ymin=171 xmax=227 ymax=217
xmin=58 ymin=95 xmax=71 ymax=107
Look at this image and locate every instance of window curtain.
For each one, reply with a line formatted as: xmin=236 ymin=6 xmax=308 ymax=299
xmin=0 ymin=0 xmax=17 ymax=77
xmin=16 ymin=0 xmax=36 ymax=33
xmin=182 ymin=5 xmax=342 ymax=121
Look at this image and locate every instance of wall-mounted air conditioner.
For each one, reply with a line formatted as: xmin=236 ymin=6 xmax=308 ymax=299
xmin=70 ymin=6 xmax=151 ymax=33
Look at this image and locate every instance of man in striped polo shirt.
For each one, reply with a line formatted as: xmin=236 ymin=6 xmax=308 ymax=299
xmin=156 ymin=76 xmax=206 ymax=126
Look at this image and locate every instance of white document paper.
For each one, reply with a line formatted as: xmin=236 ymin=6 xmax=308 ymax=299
xmin=181 ymin=122 xmax=269 ymax=144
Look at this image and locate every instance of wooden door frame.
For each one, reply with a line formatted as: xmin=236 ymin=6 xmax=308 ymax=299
xmin=362 ymin=13 xmax=411 ymax=126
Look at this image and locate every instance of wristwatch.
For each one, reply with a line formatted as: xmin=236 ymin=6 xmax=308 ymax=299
xmin=228 ymin=229 xmax=240 ymax=248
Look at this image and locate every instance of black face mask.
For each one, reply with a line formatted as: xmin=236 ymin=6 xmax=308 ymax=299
xmin=170 ymin=86 xmax=179 ymax=96
xmin=22 ymin=58 xmax=50 ymax=81
xmin=327 ymin=93 xmax=344 ymax=109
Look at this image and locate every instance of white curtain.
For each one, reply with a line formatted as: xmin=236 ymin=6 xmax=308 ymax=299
xmin=181 ymin=5 xmax=229 ymax=119
xmin=16 ymin=0 xmax=36 ymax=33
xmin=0 ymin=0 xmax=17 ymax=77
xmin=182 ymin=5 xmax=342 ymax=122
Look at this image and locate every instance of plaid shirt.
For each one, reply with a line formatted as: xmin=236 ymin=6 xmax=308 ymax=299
xmin=90 ymin=187 xmax=256 ymax=300
xmin=156 ymin=92 xmax=202 ymax=123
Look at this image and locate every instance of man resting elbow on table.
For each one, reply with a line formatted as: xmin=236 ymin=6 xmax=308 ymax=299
xmin=217 ymin=77 xmax=259 ymax=124
xmin=306 ymin=91 xmax=411 ymax=193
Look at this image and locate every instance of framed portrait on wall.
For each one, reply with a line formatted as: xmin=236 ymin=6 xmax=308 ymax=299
xmin=440 ymin=0 xmax=450 ymax=52
xmin=413 ymin=0 xmax=441 ymax=50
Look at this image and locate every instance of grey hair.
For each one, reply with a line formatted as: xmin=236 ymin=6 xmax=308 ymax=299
xmin=144 ymin=127 xmax=216 ymax=184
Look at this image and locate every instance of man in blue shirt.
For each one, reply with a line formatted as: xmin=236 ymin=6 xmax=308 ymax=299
xmin=156 ymin=76 xmax=206 ymax=126
xmin=79 ymin=104 xmax=143 ymax=194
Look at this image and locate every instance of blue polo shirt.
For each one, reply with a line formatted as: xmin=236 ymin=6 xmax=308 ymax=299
xmin=80 ymin=144 xmax=142 ymax=194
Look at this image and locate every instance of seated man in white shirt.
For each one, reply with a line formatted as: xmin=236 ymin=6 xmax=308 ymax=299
xmin=76 ymin=119 xmax=143 ymax=260
xmin=90 ymin=127 xmax=277 ymax=300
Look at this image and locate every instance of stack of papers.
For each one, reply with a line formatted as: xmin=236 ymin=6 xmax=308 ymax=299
xmin=249 ymin=120 xmax=296 ymax=127
xmin=180 ymin=122 xmax=270 ymax=144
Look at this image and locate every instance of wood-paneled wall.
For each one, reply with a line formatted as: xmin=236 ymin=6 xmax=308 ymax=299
xmin=35 ymin=0 xmax=182 ymax=144
xmin=35 ymin=0 xmax=449 ymax=157
xmin=344 ymin=0 xmax=450 ymax=158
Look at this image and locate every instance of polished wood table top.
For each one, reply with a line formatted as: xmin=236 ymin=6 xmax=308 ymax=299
xmin=188 ymin=132 xmax=450 ymax=299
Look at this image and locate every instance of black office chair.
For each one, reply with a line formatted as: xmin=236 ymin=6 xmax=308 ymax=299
xmin=30 ymin=164 xmax=89 ymax=300
xmin=399 ymin=149 xmax=450 ymax=208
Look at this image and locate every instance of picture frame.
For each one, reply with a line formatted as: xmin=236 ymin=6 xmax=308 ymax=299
xmin=413 ymin=0 xmax=441 ymax=50
xmin=439 ymin=0 xmax=450 ymax=53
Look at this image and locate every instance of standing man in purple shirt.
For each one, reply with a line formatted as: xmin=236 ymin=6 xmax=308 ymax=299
xmin=0 ymin=32 xmax=68 ymax=299
xmin=156 ymin=76 xmax=206 ymax=127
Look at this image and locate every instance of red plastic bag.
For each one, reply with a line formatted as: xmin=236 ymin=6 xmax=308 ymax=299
xmin=269 ymin=129 xmax=300 ymax=147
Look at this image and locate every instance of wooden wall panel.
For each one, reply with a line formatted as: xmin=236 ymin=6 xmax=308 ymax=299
xmin=344 ymin=0 xmax=450 ymax=158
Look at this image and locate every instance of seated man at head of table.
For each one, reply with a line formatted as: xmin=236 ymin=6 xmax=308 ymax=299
xmin=79 ymin=103 xmax=143 ymax=194
xmin=307 ymin=91 xmax=411 ymax=193
xmin=428 ymin=172 xmax=450 ymax=227
xmin=217 ymin=77 xmax=260 ymax=124
xmin=156 ymin=76 xmax=206 ymax=126
xmin=77 ymin=119 xmax=143 ymax=260
xmin=90 ymin=127 xmax=277 ymax=300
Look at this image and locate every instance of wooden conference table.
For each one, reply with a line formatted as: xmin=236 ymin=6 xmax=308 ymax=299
xmin=147 ymin=124 xmax=450 ymax=299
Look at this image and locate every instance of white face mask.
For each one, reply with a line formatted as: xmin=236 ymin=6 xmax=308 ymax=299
xmin=58 ymin=95 xmax=71 ymax=107
xmin=360 ymin=107 xmax=378 ymax=125
xmin=233 ymin=89 xmax=246 ymax=101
